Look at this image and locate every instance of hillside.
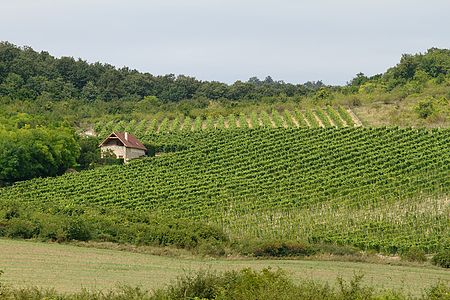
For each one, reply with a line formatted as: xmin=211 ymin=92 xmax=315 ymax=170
xmin=1 ymin=43 xmax=449 ymax=128
xmin=0 ymin=43 xmax=449 ymax=257
xmin=94 ymin=106 xmax=361 ymax=137
xmin=1 ymin=127 xmax=448 ymax=253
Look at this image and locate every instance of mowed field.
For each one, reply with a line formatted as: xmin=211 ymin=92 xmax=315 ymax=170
xmin=0 ymin=239 xmax=448 ymax=296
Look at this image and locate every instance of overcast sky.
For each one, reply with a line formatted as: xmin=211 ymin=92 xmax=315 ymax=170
xmin=1 ymin=0 xmax=449 ymax=85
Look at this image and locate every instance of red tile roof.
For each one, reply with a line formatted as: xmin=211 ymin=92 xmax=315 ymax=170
xmin=99 ymin=132 xmax=147 ymax=151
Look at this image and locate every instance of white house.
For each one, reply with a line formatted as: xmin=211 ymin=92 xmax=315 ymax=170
xmin=99 ymin=132 xmax=147 ymax=162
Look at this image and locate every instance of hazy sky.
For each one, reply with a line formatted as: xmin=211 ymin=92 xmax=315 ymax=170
xmin=1 ymin=0 xmax=449 ymax=85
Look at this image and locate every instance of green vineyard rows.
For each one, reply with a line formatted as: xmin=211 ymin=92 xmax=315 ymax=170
xmin=1 ymin=127 xmax=449 ymax=253
xmin=94 ymin=106 xmax=357 ymax=137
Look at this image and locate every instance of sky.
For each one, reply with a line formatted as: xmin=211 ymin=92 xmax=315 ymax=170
xmin=1 ymin=0 xmax=449 ymax=85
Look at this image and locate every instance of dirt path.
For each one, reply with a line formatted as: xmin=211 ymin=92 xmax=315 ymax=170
xmin=180 ymin=118 xmax=191 ymax=131
xmin=287 ymin=111 xmax=299 ymax=127
xmin=324 ymin=111 xmax=336 ymax=127
xmin=299 ymin=111 xmax=310 ymax=127
xmin=336 ymin=112 xmax=349 ymax=127
xmin=258 ymin=116 xmax=264 ymax=127
xmin=246 ymin=117 xmax=253 ymax=129
xmin=156 ymin=121 xmax=163 ymax=133
xmin=224 ymin=119 xmax=229 ymax=129
xmin=347 ymin=108 xmax=363 ymax=127
xmin=267 ymin=114 xmax=277 ymax=128
xmin=280 ymin=115 xmax=289 ymax=128
xmin=312 ymin=111 xmax=325 ymax=128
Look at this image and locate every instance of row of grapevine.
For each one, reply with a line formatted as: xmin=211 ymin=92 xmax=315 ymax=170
xmin=94 ymin=106 xmax=357 ymax=137
xmin=1 ymin=127 xmax=449 ymax=253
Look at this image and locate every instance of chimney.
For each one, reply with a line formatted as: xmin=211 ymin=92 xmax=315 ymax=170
xmin=125 ymin=132 xmax=128 ymax=141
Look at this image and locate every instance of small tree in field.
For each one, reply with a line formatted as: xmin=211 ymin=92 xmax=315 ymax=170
xmin=415 ymin=97 xmax=435 ymax=119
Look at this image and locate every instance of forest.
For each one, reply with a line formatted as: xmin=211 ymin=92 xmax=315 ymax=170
xmin=0 ymin=42 xmax=449 ymax=104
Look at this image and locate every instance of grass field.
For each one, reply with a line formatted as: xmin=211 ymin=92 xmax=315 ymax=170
xmin=0 ymin=239 xmax=448 ymax=296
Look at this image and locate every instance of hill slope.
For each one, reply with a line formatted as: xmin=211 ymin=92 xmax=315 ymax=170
xmin=1 ymin=127 xmax=449 ymax=253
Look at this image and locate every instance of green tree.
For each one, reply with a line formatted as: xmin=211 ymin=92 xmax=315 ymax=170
xmin=415 ymin=97 xmax=435 ymax=119
xmin=0 ymin=118 xmax=80 ymax=185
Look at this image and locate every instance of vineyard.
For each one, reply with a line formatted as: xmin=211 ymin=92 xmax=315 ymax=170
xmin=94 ymin=106 xmax=361 ymax=137
xmin=1 ymin=127 xmax=449 ymax=253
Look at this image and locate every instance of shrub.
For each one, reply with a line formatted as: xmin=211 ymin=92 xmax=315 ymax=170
xmin=401 ymin=247 xmax=427 ymax=262
xmin=424 ymin=282 xmax=450 ymax=299
xmin=431 ymin=250 xmax=450 ymax=268
xmin=4 ymin=206 xmax=20 ymax=220
xmin=336 ymin=273 xmax=375 ymax=300
xmin=252 ymin=241 xmax=316 ymax=257
xmin=5 ymin=219 xmax=39 ymax=239
xmin=155 ymin=268 xmax=301 ymax=300
xmin=65 ymin=218 xmax=91 ymax=241
xmin=0 ymin=268 xmax=447 ymax=299
xmin=415 ymin=97 xmax=435 ymax=119
xmin=38 ymin=218 xmax=67 ymax=242
xmin=315 ymin=243 xmax=359 ymax=256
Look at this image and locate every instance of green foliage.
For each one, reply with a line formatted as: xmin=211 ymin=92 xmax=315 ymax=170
xmin=424 ymin=282 xmax=450 ymax=300
xmin=1 ymin=43 xmax=449 ymax=130
xmin=401 ymin=247 xmax=427 ymax=262
xmin=431 ymin=249 xmax=450 ymax=268
xmin=153 ymin=269 xmax=450 ymax=300
xmin=0 ymin=114 xmax=80 ymax=185
xmin=77 ymin=135 xmax=100 ymax=170
xmin=336 ymin=273 xmax=375 ymax=300
xmin=0 ymin=201 xmax=228 ymax=250
xmin=314 ymin=108 xmax=332 ymax=127
xmin=66 ymin=218 xmax=91 ymax=241
xmin=4 ymin=219 xmax=38 ymax=239
xmin=415 ymin=97 xmax=435 ymax=119
xmin=0 ymin=264 xmax=448 ymax=299
xmin=0 ymin=42 xmax=320 ymax=103
xmin=386 ymin=48 xmax=450 ymax=81
xmin=122 ymin=108 xmax=356 ymax=131
xmin=1 ymin=127 xmax=448 ymax=254
xmin=325 ymin=106 xmax=344 ymax=127
xmin=304 ymin=109 xmax=320 ymax=127
xmin=251 ymin=241 xmax=316 ymax=257
xmin=337 ymin=105 xmax=355 ymax=127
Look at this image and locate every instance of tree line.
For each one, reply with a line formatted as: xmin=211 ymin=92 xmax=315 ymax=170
xmin=0 ymin=42 xmax=326 ymax=103
xmin=2 ymin=41 xmax=447 ymax=104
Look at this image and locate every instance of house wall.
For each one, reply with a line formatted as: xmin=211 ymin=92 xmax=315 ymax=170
xmin=125 ymin=148 xmax=146 ymax=161
xmin=101 ymin=145 xmax=126 ymax=159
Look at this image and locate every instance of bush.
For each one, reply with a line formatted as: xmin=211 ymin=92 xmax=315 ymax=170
xmin=1 ymin=268 xmax=448 ymax=299
xmin=401 ymin=247 xmax=427 ymax=262
xmin=4 ymin=206 xmax=20 ymax=220
xmin=424 ymin=282 xmax=450 ymax=299
xmin=252 ymin=241 xmax=316 ymax=257
xmin=5 ymin=219 xmax=39 ymax=239
xmin=155 ymin=268 xmax=301 ymax=300
xmin=65 ymin=218 xmax=91 ymax=241
xmin=415 ymin=97 xmax=435 ymax=119
xmin=315 ymin=243 xmax=359 ymax=256
xmin=431 ymin=249 xmax=450 ymax=268
xmin=0 ymin=201 xmax=230 ymax=252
